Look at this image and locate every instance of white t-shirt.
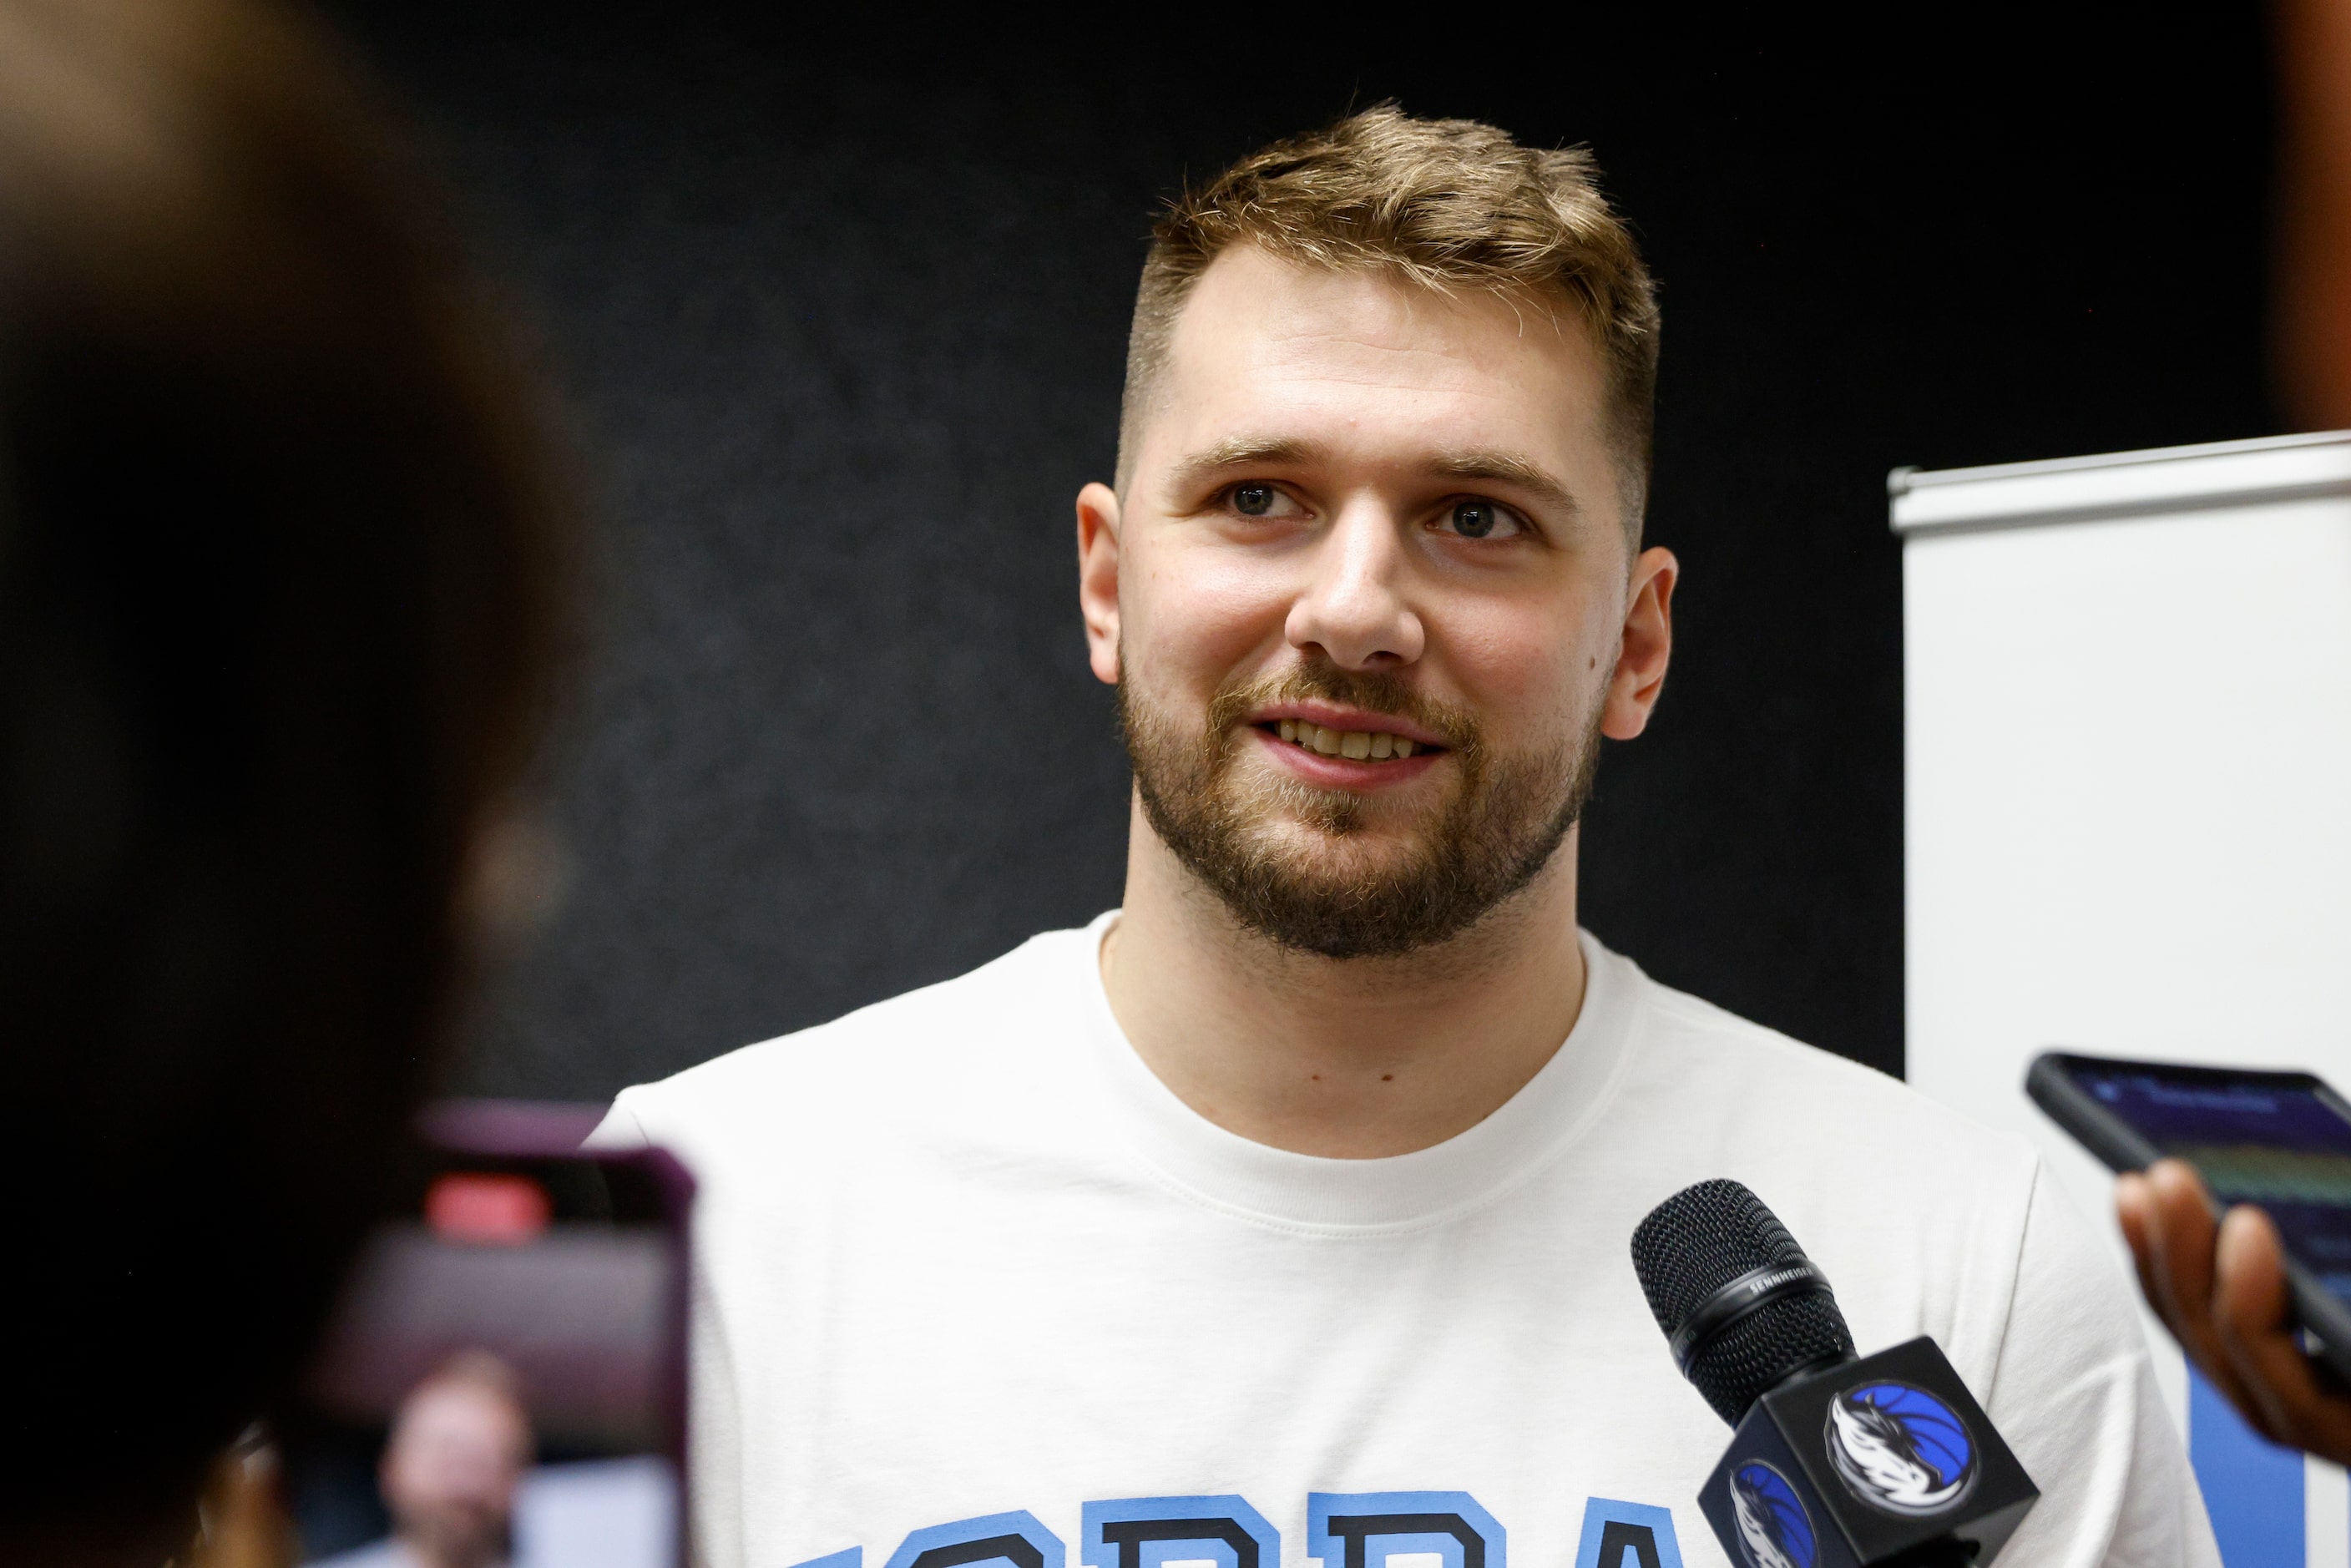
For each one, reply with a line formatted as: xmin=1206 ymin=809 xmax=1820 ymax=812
xmin=591 ymin=916 xmax=2219 ymax=1568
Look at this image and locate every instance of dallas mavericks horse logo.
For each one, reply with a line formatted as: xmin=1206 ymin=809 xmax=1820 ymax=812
xmin=1729 ymin=1461 xmax=1818 ymax=1568
xmin=1825 ymin=1380 xmax=1979 ymax=1515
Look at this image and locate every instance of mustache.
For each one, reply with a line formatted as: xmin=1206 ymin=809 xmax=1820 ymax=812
xmin=1204 ymin=666 xmax=1482 ymax=755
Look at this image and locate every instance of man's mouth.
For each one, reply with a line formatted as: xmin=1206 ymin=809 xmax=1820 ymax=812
xmin=1260 ymin=717 xmax=1433 ymax=762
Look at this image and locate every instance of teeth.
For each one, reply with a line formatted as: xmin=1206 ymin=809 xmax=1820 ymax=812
xmin=1273 ymin=721 xmax=1424 ymax=761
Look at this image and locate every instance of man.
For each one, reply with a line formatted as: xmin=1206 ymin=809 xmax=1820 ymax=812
xmin=315 ymin=1355 xmax=536 ymax=1568
xmin=594 ymin=109 xmax=2218 ymax=1568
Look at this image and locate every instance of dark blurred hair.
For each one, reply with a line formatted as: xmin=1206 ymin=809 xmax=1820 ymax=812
xmin=0 ymin=0 xmax=571 ymax=1557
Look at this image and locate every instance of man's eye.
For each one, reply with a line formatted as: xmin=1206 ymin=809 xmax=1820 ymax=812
xmin=1441 ymin=499 xmax=1524 ymax=539
xmin=1232 ymin=483 xmax=1282 ymax=517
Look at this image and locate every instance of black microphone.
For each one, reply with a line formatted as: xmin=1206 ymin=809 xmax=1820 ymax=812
xmin=1631 ymin=1181 xmax=2039 ymax=1568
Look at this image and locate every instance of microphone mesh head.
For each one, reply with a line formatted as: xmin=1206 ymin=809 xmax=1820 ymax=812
xmin=1629 ymin=1178 xmax=1856 ymax=1427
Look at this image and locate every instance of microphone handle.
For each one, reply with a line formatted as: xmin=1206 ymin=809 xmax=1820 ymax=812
xmin=1881 ymin=1540 xmax=1978 ymax=1568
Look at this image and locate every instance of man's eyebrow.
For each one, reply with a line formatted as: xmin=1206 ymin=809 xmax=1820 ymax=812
xmin=1165 ymin=436 xmax=1328 ymax=493
xmin=1163 ymin=438 xmax=1583 ymax=517
xmin=1429 ymin=449 xmax=1582 ymax=516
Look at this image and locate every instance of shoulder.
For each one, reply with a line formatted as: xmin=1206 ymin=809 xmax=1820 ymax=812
xmin=589 ymin=920 xmax=1109 ymax=1174
xmin=1622 ymin=953 xmax=2039 ymax=1178
xmin=1594 ymin=945 xmax=2051 ymax=1351
xmin=1607 ymin=968 xmax=2212 ymax=1567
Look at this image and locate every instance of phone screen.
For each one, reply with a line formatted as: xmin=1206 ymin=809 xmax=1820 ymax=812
xmin=2072 ymin=1065 xmax=2351 ymax=1302
xmin=281 ymin=1144 xmax=686 ymax=1568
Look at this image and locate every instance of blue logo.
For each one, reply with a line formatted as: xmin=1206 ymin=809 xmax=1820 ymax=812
xmin=1727 ymin=1463 xmax=1816 ymax=1568
xmin=1824 ymin=1380 xmax=1978 ymax=1516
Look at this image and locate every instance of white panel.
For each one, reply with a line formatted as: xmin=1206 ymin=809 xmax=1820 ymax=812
xmin=515 ymin=1454 xmax=679 ymax=1568
xmin=1891 ymin=430 xmax=2351 ymax=534
xmin=1902 ymin=472 xmax=2351 ymax=1439
xmin=2309 ymin=1458 xmax=2348 ymax=1568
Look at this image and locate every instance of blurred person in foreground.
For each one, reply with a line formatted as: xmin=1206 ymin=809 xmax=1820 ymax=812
xmin=0 ymin=0 xmax=572 ymax=1563
xmin=311 ymin=1353 xmax=534 ymax=1568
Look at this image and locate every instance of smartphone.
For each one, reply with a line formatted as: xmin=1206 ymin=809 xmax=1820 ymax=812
xmin=2027 ymin=1050 xmax=2351 ymax=1381
xmin=278 ymin=1101 xmax=693 ymax=1568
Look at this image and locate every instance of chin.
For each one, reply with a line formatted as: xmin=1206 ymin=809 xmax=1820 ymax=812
xmin=1245 ymin=819 xmax=1433 ymax=877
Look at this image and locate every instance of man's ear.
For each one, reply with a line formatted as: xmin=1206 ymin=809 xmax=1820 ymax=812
xmin=1600 ymin=545 xmax=1676 ymax=740
xmin=1076 ymin=481 xmax=1122 ymax=685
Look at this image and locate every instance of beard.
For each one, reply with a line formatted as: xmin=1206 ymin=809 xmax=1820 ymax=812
xmin=1118 ymin=660 xmax=1603 ymax=960
xmin=402 ymin=1502 xmax=513 ymax=1568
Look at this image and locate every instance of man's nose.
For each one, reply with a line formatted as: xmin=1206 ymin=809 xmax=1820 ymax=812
xmin=1284 ymin=500 xmax=1425 ymax=670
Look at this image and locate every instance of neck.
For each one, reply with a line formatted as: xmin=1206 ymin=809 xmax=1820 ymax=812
xmin=1100 ymin=793 xmax=1589 ymax=1158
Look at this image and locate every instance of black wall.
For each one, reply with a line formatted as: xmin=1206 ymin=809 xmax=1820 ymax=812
xmin=322 ymin=8 xmax=2276 ymax=1100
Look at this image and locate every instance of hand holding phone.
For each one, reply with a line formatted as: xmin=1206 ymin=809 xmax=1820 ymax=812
xmin=2027 ymin=1052 xmax=2351 ymax=1464
xmin=2119 ymin=1156 xmax=2351 ymax=1464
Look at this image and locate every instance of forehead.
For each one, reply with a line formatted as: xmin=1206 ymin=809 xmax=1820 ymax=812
xmin=1148 ymin=244 xmax=1612 ymax=493
xmin=399 ymin=1380 xmax=522 ymax=1441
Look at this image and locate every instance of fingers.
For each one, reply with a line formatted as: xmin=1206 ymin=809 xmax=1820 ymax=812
xmin=2209 ymin=1204 xmax=2351 ymax=1465
xmin=2126 ymin=1161 xmax=2273 ymax=1435
xmin=2119 ymin=1160 xmax=2351 ymax=1463
xmin=2209 ymin=1204 xmax=2305 ymax=1442
xmin=2116 ymin=1172 xmax=2171 ymax=1333
xmin=2141 ymin=1162 xmax=2222 ymax=1353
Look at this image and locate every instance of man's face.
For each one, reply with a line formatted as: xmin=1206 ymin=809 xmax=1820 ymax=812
xmin=1081 ymin=245 xmax=1672 ymax=958
xmin=381 ymin=1378 xmax=530 ymax=1568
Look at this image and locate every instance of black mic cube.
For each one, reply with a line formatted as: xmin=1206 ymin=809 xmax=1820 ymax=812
xmin=1696 ymin=1337 xmax=2038 ymax=1568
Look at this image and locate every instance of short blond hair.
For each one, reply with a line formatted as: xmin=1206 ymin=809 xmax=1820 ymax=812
xmin=1119 ymin=105 xmax=1661 ymax=541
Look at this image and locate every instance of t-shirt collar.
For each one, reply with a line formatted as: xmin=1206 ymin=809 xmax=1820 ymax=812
xmin=1073 ymin=910 xmax=1641 ymax=1232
